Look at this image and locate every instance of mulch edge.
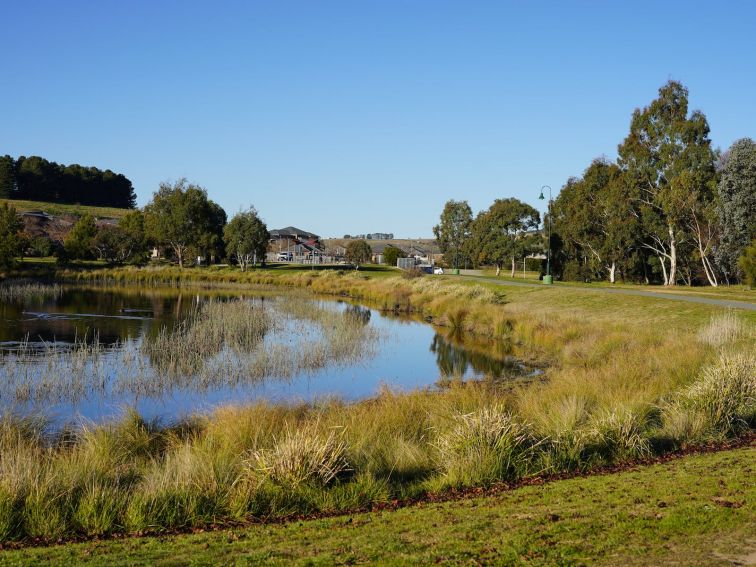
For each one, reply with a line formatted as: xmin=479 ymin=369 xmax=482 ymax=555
xmin=1 ymin=432 xmax=753 ymax=552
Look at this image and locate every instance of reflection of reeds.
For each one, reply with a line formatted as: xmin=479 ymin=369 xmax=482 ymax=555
xmin=0 ymin=281 xmax=63 ymax=302
xmin=0 ymin=297 xmax=383 ymax=407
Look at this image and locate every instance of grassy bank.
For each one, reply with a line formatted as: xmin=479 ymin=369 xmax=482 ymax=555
xmin=0 ymin=199 xmax=131 ymax=219
xmin=0 ymin=266 xmax=753 ymax=544
xmin=3 ymin=444 xmax=754 ymax=565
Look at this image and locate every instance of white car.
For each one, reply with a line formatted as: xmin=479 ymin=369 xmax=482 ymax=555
xmin=433 ymin=267 xmax=444 ymax=275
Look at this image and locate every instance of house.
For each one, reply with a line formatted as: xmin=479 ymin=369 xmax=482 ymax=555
xmin=268 ymin=226 xmax=325 ymax=261
xmin=370 ymin=242 xmax=406 ymax=265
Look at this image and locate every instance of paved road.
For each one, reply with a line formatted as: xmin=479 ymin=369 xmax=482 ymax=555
xmin=460 ymin=276 xmax=756 ymax=311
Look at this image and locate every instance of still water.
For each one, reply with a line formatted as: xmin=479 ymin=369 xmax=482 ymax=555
xmin=0 ymin=285 xmax=528 ymax=424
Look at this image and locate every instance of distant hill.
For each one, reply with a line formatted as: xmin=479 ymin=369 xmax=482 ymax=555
xmin=1 ymin=198 xmax=131 ymax=220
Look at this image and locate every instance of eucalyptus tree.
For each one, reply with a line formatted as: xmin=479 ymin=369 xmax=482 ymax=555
xmin=553 ymin=159 xmax=638 ymax=283
xmin=63 ymin=214 xmax=98 ymax=260
xmin=617 ymin=81 xmax=717 ymax=286
xmin=433 ymin=200 xmax=473 ymax=269
xmin=144 ymin=179 xmax=225 ymax=268
xmin=470 ymin=198 xmax=540 ymax=277
xmin=716 ymin=138 xmax=756 ymax=282
xmin=224 ymin=207 xmax=270 ymax=271
xmin=346 ymin=239 xmax=372 ymax=268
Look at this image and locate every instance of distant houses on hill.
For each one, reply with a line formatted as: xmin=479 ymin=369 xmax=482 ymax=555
xmin=342 ymin=232 xmax=394 ymax=240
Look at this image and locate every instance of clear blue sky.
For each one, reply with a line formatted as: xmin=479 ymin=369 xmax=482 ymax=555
xmin=2 ymin=1 xmax=754 ymax=237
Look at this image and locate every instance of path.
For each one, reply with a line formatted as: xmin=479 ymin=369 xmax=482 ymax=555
xmin=456 ymin=273 xmax=756 ymax=311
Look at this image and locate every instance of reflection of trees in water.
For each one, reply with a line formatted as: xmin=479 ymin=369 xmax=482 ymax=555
xmin=343 ymin=304 xmax=371 ymax=326
xmin=431 ymin=332 xmax=521 ymax=379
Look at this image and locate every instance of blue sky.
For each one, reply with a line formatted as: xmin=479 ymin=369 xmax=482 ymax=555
xmin=2 ymin=1 xmax=755 ymax=237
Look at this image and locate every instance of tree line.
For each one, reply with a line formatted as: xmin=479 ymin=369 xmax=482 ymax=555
xmin=434 ymin=81 xmax=756 ymax=286
xmin=0 ymin=179 xmax=270 ymax=272
xmin=0 ymin=155 xmax=137 ymax=209
xmin=553 ymin=81 xmax=755 ymax=286
xmin=434 ymin=198 xmax=540 ymax=276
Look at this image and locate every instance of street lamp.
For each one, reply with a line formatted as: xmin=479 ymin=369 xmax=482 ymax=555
xmin=538 ymin=185 xmax=553 ymax=284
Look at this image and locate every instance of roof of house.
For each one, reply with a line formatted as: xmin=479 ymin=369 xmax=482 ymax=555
xmin=270 ymin=226 xmax=320 ymax=240
xmin=370 ymin=243 xmax=406 ymax=255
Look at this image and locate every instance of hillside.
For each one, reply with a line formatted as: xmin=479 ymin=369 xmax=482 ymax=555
xmin=1 ymin=198 xmax=132 ymax=220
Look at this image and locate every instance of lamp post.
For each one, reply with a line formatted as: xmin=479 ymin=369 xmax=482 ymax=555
xmin=538 ymin=185 xmax=553 ymax=284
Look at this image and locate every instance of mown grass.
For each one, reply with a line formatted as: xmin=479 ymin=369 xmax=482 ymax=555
xmin=0 ymin=266 xmax=753 ymax=545
xmin=3 ymin=445 xmax=753 ymax=565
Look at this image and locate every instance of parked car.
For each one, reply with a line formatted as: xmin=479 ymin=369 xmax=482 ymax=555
xmin=276 ymin=252 xmax=293 ymax=261
xmin=433 ymin=267 xmax=444 ymax=275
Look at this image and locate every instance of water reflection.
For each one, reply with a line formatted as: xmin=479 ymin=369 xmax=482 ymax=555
xmin=0 ymin=285 xmax=534 ymax=423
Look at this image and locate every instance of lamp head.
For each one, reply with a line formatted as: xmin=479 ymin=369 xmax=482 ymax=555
xmin=538 ymin=190 xmax=545 ymax=200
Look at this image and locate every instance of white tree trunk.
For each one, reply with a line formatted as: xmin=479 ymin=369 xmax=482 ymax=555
xmin=495 ymin=264 xmax=501 ymax=276
xmin=511 ymin=256 xmax=516 ymax=278
xmin=667 ymin=225 xmax=677 ymax=286
xmin=659 ymin=255 xmax=668 ymax=286
xmin=608 ymin=261 xmax=616 ymax=284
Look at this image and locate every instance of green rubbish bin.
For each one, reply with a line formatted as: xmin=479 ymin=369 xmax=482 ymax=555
xmin=454 ymin=269 xmax=460 ymax=275
xmin=543 ymin=275 xmax=553 ymax=285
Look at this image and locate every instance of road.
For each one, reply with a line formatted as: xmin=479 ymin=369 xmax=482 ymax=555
xmin=458 ymin=275 xmax=756 ymax=311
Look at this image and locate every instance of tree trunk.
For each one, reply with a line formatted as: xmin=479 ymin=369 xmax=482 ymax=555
xmin=511 ymin=256 xmax=516 ymax=278
xmin=608 ymin=261 xmax=616 ymax=284
xmin=659 ymin=255 xmax=668 ymax=286
xmin=495 ymin=264 xmax=501 ymax=276
xmin=667 ymin=224 xmax=677 ymax=286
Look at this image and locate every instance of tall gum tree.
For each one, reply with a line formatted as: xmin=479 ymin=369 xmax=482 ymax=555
xmin=617 ymin=81 xmax=717 ymax=286
xmin=144 ymin=179 xmax=224 ymax=268
xmin=470 ymin=198 xmax=540 ymax=277
xmin=433 ymin=200 xmax=473 ymax=270
xmin=553 ymin=159 xmax=637 ymax=283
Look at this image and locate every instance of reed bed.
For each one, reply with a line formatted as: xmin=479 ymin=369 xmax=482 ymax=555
xmin=0 ymin=297 xmax=383 ymax=406
xmin=0 ymin=280 xmax=63 ymax=302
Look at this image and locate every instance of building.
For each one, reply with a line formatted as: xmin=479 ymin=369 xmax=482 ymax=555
xmin=269 ymin=226 xmax=324 ymax=261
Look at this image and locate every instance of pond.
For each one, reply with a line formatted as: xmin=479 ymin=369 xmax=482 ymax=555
xmin=0 ymin=283 xmax=531 ymax=425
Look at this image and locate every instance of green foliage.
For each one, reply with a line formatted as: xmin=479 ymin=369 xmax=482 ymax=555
xmin=552 ymin=159 xmax=636 ymax=283
xmin=617 ymin=81 xmax=717 ymax=286
xmin=0 ymin=203 xmax=24 ymax=270
xmin=144 ymin=179 xmax=227 ymax=268
xmin=738 ymin=239 xmax=756 ymax=287
xmin=345 ymin=240 xmax=372 ymax=267
xmin=433 ymin=200 xmax=473 ymax=269
xmin=224 ymin=207 xmax=269 ymax=271
xmin=26 ymin=236 xmax=54 ymax=257
xmin=9 ymin=155 xmax=136 ymax=208
xmin=717 ymin=138 xmax=756 ymax=281
xmin=469 ymin=198 xmax=540 ymax=275
xmin=0 ymin=155 xmax=15 ymax=199
xmin=63 ymin=214 xmax=98 ymax=260
xmin=381 ymin=245 xmax=403 ymax=267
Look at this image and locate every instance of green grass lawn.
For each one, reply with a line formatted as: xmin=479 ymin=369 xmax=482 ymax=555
xmin=4 ymin=445 xmax=753 ymax=566
xmin=0 ymin=198 xmax=132 ymax=219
